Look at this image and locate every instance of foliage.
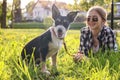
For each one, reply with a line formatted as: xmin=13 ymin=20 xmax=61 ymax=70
xmin=43 ymin=17 xmax=54 ymax=29
xmin=77 ymin=0 xmax=115 ymax=12
xmin=72 ymin=0 xmax=80 ymax=10
xmin=70 ymin=22 xmax=85 ymax=30
xmin=0 ymin=29 xmax=120 ymax=80
xmin=13 ymin=22 xmax=45 ymax=29
xmin=115 ymin=0 xmax=120 ymax=2
xmin=108 ymin=20 xmax=120 ymax=29
xmin=13 ymin=22 xmax=86 ymax=30
xmin=13 ymin=0 xmax=22 ymax=22
xmin=26 ymin=1 xmax=35 ymax=14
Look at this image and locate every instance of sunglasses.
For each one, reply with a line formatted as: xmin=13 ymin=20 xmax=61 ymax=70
xmin=87 ymin=17 xmax=98 ymax=22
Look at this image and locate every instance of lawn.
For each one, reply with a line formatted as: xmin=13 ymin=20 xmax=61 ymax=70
xmin=0 ymin=29 xmax=120 ymax=80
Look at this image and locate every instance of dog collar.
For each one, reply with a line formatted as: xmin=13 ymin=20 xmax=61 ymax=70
xmin=52 ymin=27 xmax=57 ymax=36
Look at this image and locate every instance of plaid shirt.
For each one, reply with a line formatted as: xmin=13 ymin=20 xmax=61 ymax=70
xmin=79 ymin=26 xmax=117 ymax=56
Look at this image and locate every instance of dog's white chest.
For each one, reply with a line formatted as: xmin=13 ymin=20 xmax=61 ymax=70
xmin=47 ymin=40 xmax=63 ymax=58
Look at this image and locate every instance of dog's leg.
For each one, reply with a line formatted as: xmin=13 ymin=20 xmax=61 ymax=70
xmin=40 ymin=53 xmax=50 ymax=75
xmin=51 ymin=53 xmax=59 ymax=75
xmin=41 ymin=61 xmax=50 ymax=75
xmin=51 ymin=53 xmax=57 ymax=67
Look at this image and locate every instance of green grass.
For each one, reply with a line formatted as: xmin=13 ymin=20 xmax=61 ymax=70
xmin=0 ymin=29 xmax=120 ymax=80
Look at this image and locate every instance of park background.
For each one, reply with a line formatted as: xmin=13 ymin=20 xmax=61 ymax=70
xmin=0 ymin=0 xmax=120 ymax=80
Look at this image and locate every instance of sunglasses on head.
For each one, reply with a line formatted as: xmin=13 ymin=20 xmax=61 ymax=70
xmin=87 ymin=17 xmax=98 ymax=22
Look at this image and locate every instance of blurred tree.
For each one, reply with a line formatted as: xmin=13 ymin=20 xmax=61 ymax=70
xmin=104 ymin=0 xmax=111 ymax=12
xmin=79 ymin=0 xmax=89 ymax=11
xmin=0 ymin=2 xmax=2 ymax=27
xmin=11 ymin=0 xmax=14 ymax=28
xmin=7 ymin=4 xmax=12 ymax=28
xmin=13 ymin=0 xmax=22 ymax=22
xmin=77 ymin=0 xmax=115 ymax=12
xmin=73 ymin=0 xmax=80 ymax=10
xmin=115 ymin=0 xmax=120 ymax=2
xmin=66 ymin=4 xmax=73 ymax=10
xmin=26 ymin=1 xmax=34 ymax=14
xmin=1 ymin=0 xmax=7 ymax=28
xmin=0 ymin=0 xmax=13 ymax=28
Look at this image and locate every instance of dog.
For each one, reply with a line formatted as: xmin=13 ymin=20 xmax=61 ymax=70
xmin=21 ymin=4 xmax=78 ymax=75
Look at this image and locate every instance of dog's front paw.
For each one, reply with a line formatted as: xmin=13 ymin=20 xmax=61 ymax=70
xmin=42 ymin=70 xmax=51 ymax=75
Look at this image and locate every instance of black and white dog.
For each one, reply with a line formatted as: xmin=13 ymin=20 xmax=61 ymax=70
xmin=21 ymin=4 xmax=78 ymax=75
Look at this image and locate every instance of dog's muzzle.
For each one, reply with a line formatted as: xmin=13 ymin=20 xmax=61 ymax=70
xmin=52 ymin=28 xmax=64 ymax=40
xmin=57 ymin=29 xmax=63 ymax=38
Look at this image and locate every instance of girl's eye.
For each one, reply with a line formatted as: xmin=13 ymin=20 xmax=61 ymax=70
xmin=87 ymin=17 xmax=90 ymax=21
xmin=92 ymin=17 xmax=98 ymax=22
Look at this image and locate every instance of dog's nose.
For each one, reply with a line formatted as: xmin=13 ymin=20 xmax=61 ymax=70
xmin=58 ymin=29 xmax=62 ymax=33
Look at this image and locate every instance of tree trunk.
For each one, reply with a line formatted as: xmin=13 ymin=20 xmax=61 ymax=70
xmin=14 ymin=0 xmax=22 ymax=23
xmin=1 ymin=0 xmax=7 ymax=28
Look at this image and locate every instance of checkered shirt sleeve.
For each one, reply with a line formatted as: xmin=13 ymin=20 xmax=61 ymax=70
xmin=79 ymin=26 xmax=118 ymax=56
xmin=79 ymin=27 xmax=91 ymax=55
xmin=104 ymin=27 xmax=118 ymax=51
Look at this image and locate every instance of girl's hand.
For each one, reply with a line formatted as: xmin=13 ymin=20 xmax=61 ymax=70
xmin=73 ymin=51 xmax=85 ymax=63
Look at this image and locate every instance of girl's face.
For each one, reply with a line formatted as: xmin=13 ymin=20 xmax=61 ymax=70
xmin=86 ymin=10 xmax=104 ymax=30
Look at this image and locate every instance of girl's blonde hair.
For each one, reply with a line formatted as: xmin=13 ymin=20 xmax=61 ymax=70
xmin=87 ymin=6 xmax=107 ymax=25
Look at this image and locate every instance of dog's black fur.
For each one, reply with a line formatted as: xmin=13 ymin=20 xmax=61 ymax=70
xmin=21 ymin=4 xmax=78 ymax=74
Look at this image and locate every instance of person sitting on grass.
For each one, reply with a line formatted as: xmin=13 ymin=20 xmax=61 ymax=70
xmin=73 ymin=6 xmax=118 ymax=62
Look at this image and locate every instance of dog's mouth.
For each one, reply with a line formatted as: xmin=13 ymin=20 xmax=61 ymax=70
xmin=57 ymin=29 xmax=65 ymax=39
xmin=52 ymin=27 xmax=65 ymax=39
xmin=58 ymin=32 xmax=64 ymax=38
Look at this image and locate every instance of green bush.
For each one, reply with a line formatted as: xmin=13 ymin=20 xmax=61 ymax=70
xmin=70 ymin=22 xmax=86 ymax=30
xmin=107 ymin=12 xmax=120 ymax=20
xmin=108 ymin=20 xmax=120 ymax=29
xmin=43 ymin=17 xmax=54 ymax=29
xmin=13 ymin=22 xmax=86 ymax=30
xmin=13 ymin=22 xmax=45 ymax=29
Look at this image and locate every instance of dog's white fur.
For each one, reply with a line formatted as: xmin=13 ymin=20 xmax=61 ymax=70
xmin=47 ymin=27 xmax=63 ymax=58
xmin=41 ymin=27 xmax=63 ymax=75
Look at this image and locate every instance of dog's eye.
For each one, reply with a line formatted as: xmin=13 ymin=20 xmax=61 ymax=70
xmin=55 ymin=18 xmax=61 ymax=25
xmin=56 ymin=18 xmax=61 ymax=22
xmin=63 ymin=21 xmax=69 ymax=27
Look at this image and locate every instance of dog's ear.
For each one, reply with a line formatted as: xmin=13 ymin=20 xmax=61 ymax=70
xmin=67 ymin=11 xmax=78 ymax=23
xmin=52 ymin=4 xmax=60 ymax=20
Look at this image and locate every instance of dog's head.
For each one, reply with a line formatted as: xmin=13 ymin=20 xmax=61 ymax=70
xmin=52 ymin=4 xmax=78 ymax=39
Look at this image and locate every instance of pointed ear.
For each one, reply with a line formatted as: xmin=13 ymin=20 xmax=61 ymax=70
xmin=67 ymin=11 xmax=78 ymax=23
xmin=52 ymin=4 xmax=60 ymax=20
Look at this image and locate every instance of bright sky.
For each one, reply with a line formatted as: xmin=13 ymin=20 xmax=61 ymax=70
xmin=3 ymin=0 xmax=75 ymax=9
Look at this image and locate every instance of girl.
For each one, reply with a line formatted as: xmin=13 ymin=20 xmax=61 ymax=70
xmin=73 ymin=6 xmax=118 ymax=62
